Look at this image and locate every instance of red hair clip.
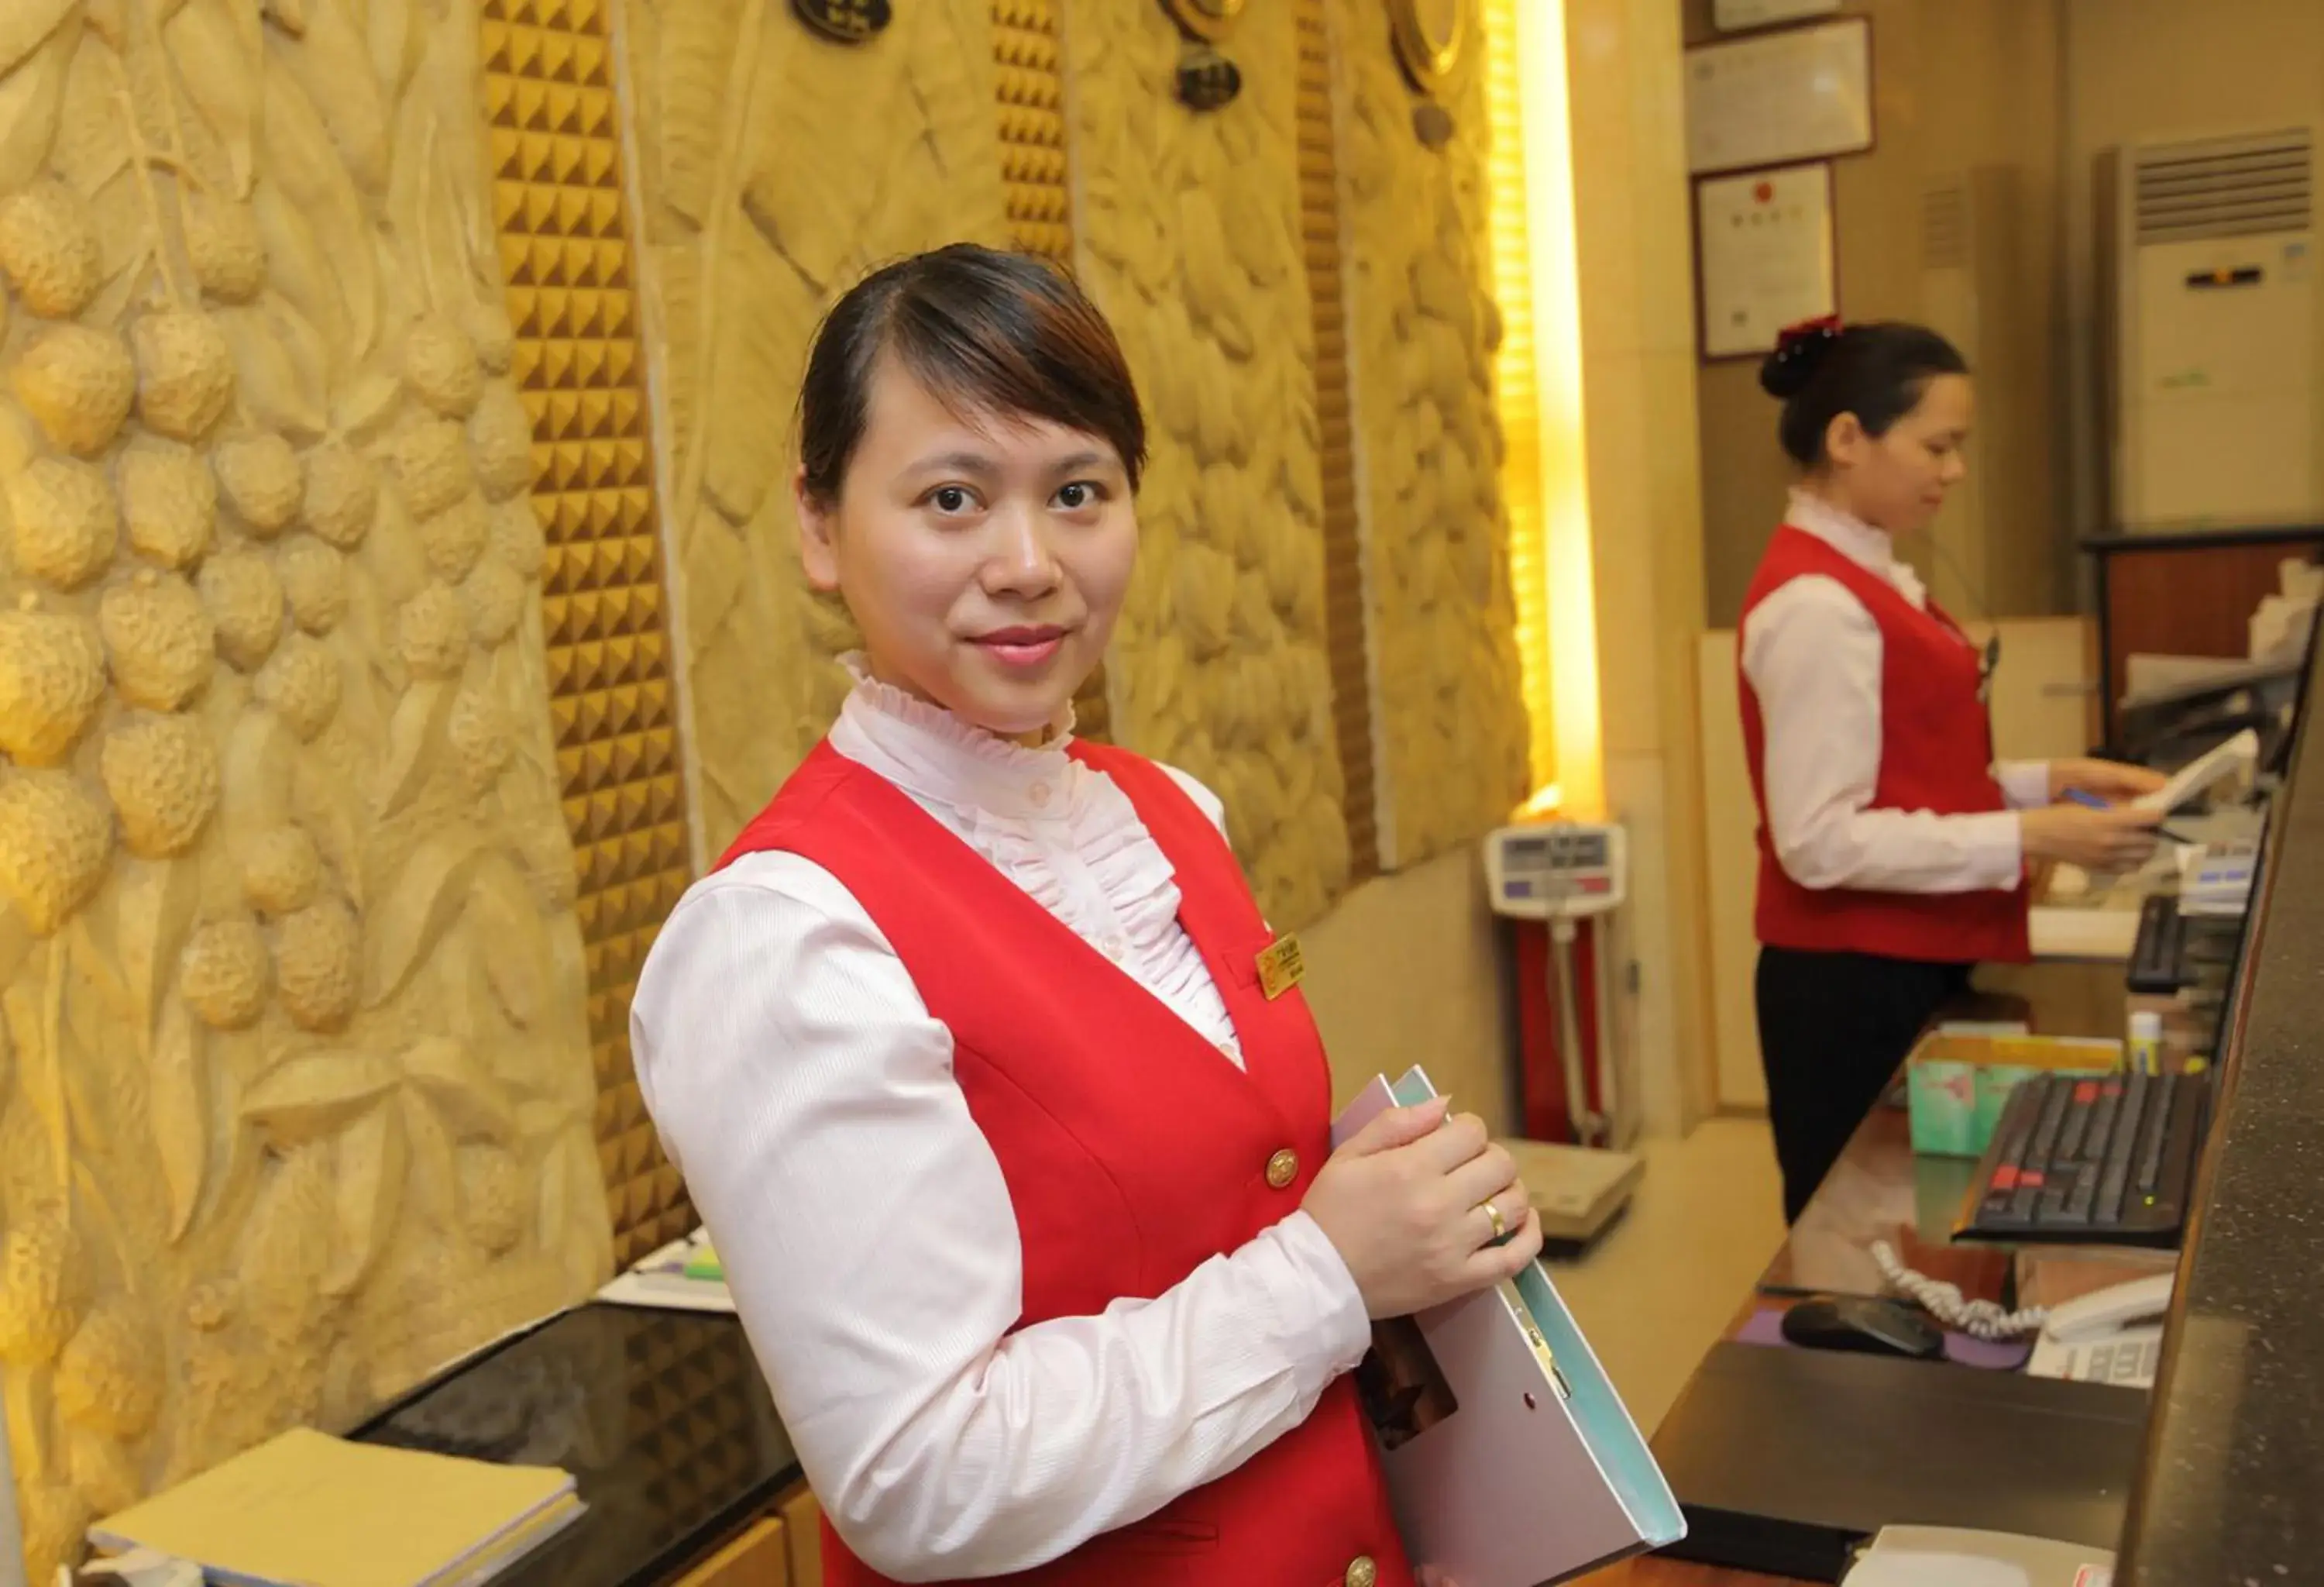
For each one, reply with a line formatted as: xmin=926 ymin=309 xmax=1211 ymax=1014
xmin=1776 ymin=315 xmax=1844 ymax=352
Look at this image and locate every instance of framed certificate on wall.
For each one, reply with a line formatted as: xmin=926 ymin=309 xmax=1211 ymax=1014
xmin=1713 ymin=0 xmax=1841 ymax=30
xmin=1685 ymin=18 xmax=1873 ymax=175
xmin=1694 ymin=164 xmax=1837 ymax=361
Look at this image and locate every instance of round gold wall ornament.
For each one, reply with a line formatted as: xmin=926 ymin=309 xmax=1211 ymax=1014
xmin=1177 ymin=46 xmax=1244 ymax=112
xmin=1160 ymin=0 xmax=1244 ymax=45
xmin=1391 ymin=0 xmax=1468 ymax=95
xmin=792 ymin=0 xmax=892 ymax=43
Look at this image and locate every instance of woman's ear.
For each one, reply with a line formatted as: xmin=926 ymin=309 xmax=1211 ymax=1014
xmin=1823 ymin=411 xmax=1867 ymax=469
xmin=796 ymin=465 xmax=841 ymax=592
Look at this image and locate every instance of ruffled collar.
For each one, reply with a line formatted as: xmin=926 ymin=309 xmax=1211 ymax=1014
xmin=830 ymin=655 xmax=1085 ymax=822
xmin=1786 ymin=489 xmax=1925 ymax=607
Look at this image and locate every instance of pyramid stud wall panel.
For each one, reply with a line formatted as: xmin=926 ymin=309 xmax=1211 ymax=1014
xmin=483 ymin=0 xmax=698 ymax=1269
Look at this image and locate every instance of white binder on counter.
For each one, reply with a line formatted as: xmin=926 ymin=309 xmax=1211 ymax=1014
xmin=1333 ymin=1067 xmax=1684 ymax=1585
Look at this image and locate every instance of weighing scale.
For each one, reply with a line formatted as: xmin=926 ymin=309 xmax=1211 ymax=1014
xmin=1483 ymin=821 xmax=1645 ymax=1250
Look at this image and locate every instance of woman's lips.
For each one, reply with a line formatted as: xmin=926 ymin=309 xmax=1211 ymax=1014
xmin=971 ymin=627 xmax=1067 ymax=669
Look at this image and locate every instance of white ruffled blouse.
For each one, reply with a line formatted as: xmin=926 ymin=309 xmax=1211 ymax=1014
xmin=824 ymin=662 xmax=1245 ymax=1062
xmin=630 ymin=659 xmax=1370 ymax=1579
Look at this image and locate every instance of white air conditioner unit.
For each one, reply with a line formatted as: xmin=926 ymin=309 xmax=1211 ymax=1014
xmin=2106 ymin=126 xmax=2322 ymax=532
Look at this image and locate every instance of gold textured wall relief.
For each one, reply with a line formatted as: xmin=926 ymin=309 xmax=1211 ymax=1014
xmin=0 ymin=1 xmax=608 ymax=1571
xmin=1294 ymin=0 xmax=1379 ymax=883
xmin=1068 ymin=0 xmax=1351 ymax=931
xmin=477 ymin=0 xmax=694 ymax=1273
xmin=1329 ymin=0 xmax=1529 ymax=866
xmin=995 ymin=0 xmax=1072 ymax=265
xmin=622 ymin=0 xmax=1009 ymax=850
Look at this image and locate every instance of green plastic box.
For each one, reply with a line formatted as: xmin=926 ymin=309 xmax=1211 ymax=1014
xmin=1907 ymin=1033 xmax=2123 ymax=1158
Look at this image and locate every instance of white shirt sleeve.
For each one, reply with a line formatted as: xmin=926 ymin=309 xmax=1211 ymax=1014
xmin=631 ymin=863 xmax=1372 ymax=1582
xmin=1739 ymin=575 xmax=2027 ymax=894
xmin=1995 ymin=761 xmax=2053 ymax=810
xmin=1157 ymin=763 xmax=1231 ymax=834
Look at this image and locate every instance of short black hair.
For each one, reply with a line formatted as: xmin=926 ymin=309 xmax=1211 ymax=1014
xmin=1760 ymin=321 xmax=1968 ymax=467
xmin=797 ymin=244 xmax=1147 ymax=502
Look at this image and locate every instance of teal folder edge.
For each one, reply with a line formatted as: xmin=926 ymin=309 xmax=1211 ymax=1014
xmin=1386 ymin=1069 xmax=1686 ymax=1551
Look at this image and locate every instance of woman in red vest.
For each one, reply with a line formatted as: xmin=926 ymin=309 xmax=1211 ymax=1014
xmin=631 ymin=245 xmax=1538 ymax=1585
xmin=1739 ymin=318 xmax=2164 ymax=1224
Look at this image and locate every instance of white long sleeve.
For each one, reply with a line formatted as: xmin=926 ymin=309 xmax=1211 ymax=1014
xmin=630 ymin=666 xmax=1372 ymax=1582
xmin=1739 ymin=494 xmax=2047 ymax=895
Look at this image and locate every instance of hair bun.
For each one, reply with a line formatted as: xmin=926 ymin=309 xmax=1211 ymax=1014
xmin=1760 ymin=315 xmax=1844 ymax=399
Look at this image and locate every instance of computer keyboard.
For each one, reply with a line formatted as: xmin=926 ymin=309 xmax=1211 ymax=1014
xmin=1958 ymin=1069 xmax=2210 ymax=1246
xmin=2127 ymin=894 xmax=2185 ymax=994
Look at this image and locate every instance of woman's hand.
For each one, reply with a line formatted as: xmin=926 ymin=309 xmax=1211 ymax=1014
xmin=2020 ymin=803 xmax=2163 ymax=872
xmin=2050 ymin=757 xmax=2168 ymax=804
xmin=1302 ymin=1099 xmax=1543 ymax=1320
xmin=1415 ymin=1568 xmax=1460 ymax=1587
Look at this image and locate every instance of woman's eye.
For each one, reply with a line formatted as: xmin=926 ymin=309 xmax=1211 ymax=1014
xmin=930 ymin=486 xmax=972 ymax=514
xmin=1054 ymin=480 xmax=1102 ymax=511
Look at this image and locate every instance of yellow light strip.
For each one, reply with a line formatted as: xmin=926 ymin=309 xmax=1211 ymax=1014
xmin=1520 ymin=0 xmax=1604 ymax=820
xmin=1483 ymin=0 xmax=1554 ymax=801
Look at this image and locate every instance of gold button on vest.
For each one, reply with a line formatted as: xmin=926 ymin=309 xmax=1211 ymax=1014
xmin=1265 ymin=1148 xmax=1299 ymax=1189
xmin=1345 ymin=1556 xmax=1379 ymax=1587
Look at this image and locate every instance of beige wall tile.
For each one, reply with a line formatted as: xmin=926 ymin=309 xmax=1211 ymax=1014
xmin=1304 ymin=849 xmax=1516 ymax=1133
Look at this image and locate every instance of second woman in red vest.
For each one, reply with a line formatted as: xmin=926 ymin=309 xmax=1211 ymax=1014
xmin=631 ymin=246 xmax=1538 ymax=1585
xmin=1738 ymin=318 xmax=2164 ymax=1224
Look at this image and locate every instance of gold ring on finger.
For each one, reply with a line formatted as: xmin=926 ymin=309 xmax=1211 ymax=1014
xmin=1481 ymin=1199 xmax=1507 ymax=1241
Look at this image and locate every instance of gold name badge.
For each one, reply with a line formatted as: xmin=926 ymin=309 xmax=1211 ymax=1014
xmin=1256 ymin=934 xmax=1306 ymax=1000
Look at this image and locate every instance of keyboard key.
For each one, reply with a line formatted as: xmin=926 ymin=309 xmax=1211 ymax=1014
xmin=2137 ymin=1079 xmax=2179 ymax=1193
xmin=2030 ymin=1079 xmax=2071 ymax=1165
xmin=2058 ymin=1090 xmax=2091 ymax=1165
xmin=1979 ymin=1083 xmax=2042 ymax=1218
xmin=2085 ymin=1086 xmax=2120 ymax=1165
xmin=2096 ymin=1074 xmax=2147 ymax=1225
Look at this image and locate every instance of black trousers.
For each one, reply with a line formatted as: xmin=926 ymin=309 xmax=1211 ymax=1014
xmin=1755 ymin=946 xmax=1975 ymax=1224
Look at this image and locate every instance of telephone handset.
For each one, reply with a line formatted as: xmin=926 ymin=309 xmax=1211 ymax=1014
xmin=2040 ymin=1272 xmax=2174 ymax=1345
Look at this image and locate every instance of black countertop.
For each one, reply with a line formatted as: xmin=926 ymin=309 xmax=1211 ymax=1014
xmin=2119 ymin=632 xmax=2324 ymax=1585
xmin=349 ymin=1304 xmax=801 ymax=1587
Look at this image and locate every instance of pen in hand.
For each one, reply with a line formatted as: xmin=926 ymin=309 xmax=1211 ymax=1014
xmin=2062 ymin=787 xmax=2195 ymax=845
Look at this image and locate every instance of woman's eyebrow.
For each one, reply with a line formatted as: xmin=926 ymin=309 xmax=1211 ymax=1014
xmin=902 ymin=450 xmax=1003 ymax=477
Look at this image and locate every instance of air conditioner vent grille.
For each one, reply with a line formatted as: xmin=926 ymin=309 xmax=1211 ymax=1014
xmin=1923 ymin=181 xmax=1968 ymax=270
xmin=2135 ymin=128 xmax=2312 ymax=243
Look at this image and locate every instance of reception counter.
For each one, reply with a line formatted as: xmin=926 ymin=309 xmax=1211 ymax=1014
xmin=349 ymin=1304 xmax=813 ymax=1587
xmin=1597 ymin=633 xmax=2321 ymax=1585
xmin=2116 ymin=635 xmax=2324 ymax=1583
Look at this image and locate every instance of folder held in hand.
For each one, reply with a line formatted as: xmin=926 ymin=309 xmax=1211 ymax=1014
xmin=1332 ymin=1068 xmax=1684 ymax=1586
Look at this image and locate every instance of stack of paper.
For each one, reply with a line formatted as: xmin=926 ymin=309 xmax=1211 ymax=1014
xmin=596 ymin=1227 xmax=735 ymax=1313
xmin=2178 ymin=839 xmax=2258 ymax=917
xmin=88 ymin=1427 xmax=582 ymax=1587
xmin=2026 ymin=1324 xmax=2164 ymax=1391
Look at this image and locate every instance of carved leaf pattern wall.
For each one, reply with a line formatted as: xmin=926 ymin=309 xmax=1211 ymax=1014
xmin=1067 ymin=0 xmax=1351 ymax=931
xmin=0 ymin=1 xmax=606 ymax=1571
xmin=1330 ymin=5 xmax=1531 ymax=864
xmin=621 ymin=0 xmax=1010 ymax=849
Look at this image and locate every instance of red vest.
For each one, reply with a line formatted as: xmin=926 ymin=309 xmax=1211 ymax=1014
xmin=1738 ymin=525 xmax=2030 ymax=965
xmin=714 ymin=739 xmax=1413 ymax=1587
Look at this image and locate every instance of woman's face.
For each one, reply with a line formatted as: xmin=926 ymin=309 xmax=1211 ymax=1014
xmin=796 ymin=355 xmax=1138 ymax=739
xmin=1827 ymin=372 xmax=1974 ymax=537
